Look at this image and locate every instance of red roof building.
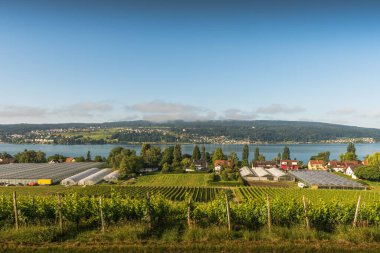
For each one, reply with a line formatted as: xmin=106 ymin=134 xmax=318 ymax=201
xmin=280 ymin=160 xmax=298 ymax=171
xmin=214 ymin=160 xmax=233 ymax=168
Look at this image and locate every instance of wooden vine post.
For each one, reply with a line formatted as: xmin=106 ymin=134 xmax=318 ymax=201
xmin=302 ymin=195 xmax=310 ymax=230
xmin=187 ymin=198 xmax=192 ymax=228
xmin=99 ymin=196 xmax=105 ymax=233
xmin=13 ymin=191 xmax=19 ymax=230
xmin=353 ymin=195 xmax=361 ymax=227
xmin=225 ymin=193 xmax=231 ymax=231
xmin=146 ymin=192 xmax=152 ymax=230
xmin=266 ymin=194 xmax=271 ymax=233
xmin=57 ymin=193 xmax=63 ymax=233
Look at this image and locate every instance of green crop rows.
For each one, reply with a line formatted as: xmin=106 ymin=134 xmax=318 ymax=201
xmin=237 ymin=187 xmax=380 ymax=204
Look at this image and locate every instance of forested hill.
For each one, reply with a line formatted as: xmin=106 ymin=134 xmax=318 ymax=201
xmin=0 ymin=120 xmax=380 ymax=143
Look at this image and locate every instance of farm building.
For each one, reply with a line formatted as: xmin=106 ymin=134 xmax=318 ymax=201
xmin=239 ymin=166 xmax=254 ymax=177
xmin=103 ymin=170 xmax=120 ymax=182
xmin=252 ymin=161 xmax=277 ymax=168
xmin=78 ymin=168 xmax=113 ymax=186
xmin=61 ymin=167 xmax=101 ymax=186
xmin=0 ymin=162 xmax=103 ymax=185
xmin=289 ymin=170 xmax=366 ymax=190
xmin=251 ymin=167 xmax=274 ymax=181
xmin=266 ymin=167 xmax=295 ymax=181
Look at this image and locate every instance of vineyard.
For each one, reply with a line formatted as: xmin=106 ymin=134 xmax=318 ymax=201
xmin=1 ymin=188 xmax=380 ymax=233
xmin=236 ymin=187 xmax=380 ymax=204
xmin=132 ymin=173 xmax=213 ymax=186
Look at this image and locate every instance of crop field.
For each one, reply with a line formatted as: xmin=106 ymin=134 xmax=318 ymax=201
xmin=132 ymin=173 xmax=212 ymax=187
xmin=236 ymin=187 xmax=380 ymax=204
xmin=0 ymin=185 xmax=222 ymax=202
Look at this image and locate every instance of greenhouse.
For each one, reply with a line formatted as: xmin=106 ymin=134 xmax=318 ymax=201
xmin=78 ymin=168 xmax=113 ymax=186
xmin=103 ymin=170 xmax=120 ymax=182
xmin=61 ymin=168 xmax=101 ymax=186
xmin=289 ymin=170 xmax=366 ymax=190
xmin=0 ymin=162 xmax=103 ymax=185
xmin=266 ymin=168 xmax=295 ymax=181
xmin=251 ymin=167 xmax=274 ymax=181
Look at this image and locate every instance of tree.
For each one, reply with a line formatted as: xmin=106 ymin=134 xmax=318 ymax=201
xmin=347 ymin=143 xmax=356 ymax=153
xmin=140 ymin=143 xmax=152 ymax=157
xmin=228 ymin=152 xmax=239 ymax=170
xmin=160 ymin=147 xmax=174 ymax=167
xmin=75 ymin=156 xmax=85 ymax=162
xmin=94 ymin=155 xmax=103 ymax=162
xmin=339 ymin=143 xmax=358 ymax=161
xmin=201 ymin=145 xmax=206 ymax=160
xmin=254 ymin=146 xmax=260 ymax=161
xmin=15 ymin=150 xmax=46 ymax=163
xmin=119 ymin=154 xmax=143 ymax=175
xmin=242 ymin=144 xmax=249 ymax=166
xmin=192 ymin=145 xmax=201 ymax=161
xmin=141 ymin=146 xmax=161 ymax=168
xmin=181 ymin=157 xmax=192 ymax=169
xmin=86 ymin=151 xmax=91 ymax=162
xmin=258 ymin=154 xmax=266 ymax=162
xmin=212 ymin=147 xmax=224 ymax=163
xmin=47 ymin=154 xmax=66 ymax=163
xmin=172 ymin=144 xmax=182 ymax=168
xmin=310 ymin=151 xmax=330 ymax=163
xmin=355 ymin=166 xmax=380 ymax=181
xmin=282 ymin=146 xmax=290 ymax=160
xmin=366 ymin=152 xmax=380 ymax=167
xmin=161 ymin=162 xmax=171 ymax=173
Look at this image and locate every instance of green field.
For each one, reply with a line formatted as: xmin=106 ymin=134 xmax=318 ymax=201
xmin=132 ymin=173 xmax=213 ymax=187
xmin=236 ymin=187 xmax=380 ymax=204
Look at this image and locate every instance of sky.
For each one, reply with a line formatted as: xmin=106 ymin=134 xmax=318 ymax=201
xmin=1 ymin=0 xmax=380 ymax=127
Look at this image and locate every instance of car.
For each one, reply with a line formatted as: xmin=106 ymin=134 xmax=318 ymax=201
xmin=298 ymin=182 xmax=307 ymax=188
xmin=27 ymin=182 xmax=39 ymax=186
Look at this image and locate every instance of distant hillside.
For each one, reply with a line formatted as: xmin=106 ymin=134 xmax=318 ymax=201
xmin=0 ymin=120 xmax=379 ymax=144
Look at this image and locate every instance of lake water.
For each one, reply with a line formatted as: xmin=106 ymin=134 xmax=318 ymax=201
xmin=0 ymin=143 xmax=379 ymax=163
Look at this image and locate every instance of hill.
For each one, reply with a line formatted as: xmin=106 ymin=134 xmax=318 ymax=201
xmin=0 ymin=120 xmax=379 ymax=144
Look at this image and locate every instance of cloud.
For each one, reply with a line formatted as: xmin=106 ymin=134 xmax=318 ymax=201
xmin=0 ymin=106 xmax=47 ymax=119
xmin=126 ymin=100 xmax=216 ymax=122
xmin=55 ymin=102 xmax=113 ymax=117
xmin=328 ymin=108 xmax=357 ymax=115
xmin=256 ymin=104 xmax=305 ymax=114
xmin=222 ymin=109 xmax=257 ymax=120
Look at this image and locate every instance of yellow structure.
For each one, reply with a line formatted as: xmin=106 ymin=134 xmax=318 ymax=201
xmin=308 ymin=160 xmax=326 ymax=170
xmin=37 ymin=179 xmax=53 ymax=185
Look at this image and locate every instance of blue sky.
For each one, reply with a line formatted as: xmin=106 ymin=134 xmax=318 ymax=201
xmin=1 ymin=0 xmax=380 ymax=127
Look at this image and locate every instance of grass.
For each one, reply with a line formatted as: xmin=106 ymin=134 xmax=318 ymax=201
xmin=133 ymin=173 xmax=213 ymax=187
xmin=1 ymin=224 xmax=380 ymax=252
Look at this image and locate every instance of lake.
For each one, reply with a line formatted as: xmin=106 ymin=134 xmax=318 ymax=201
xmin=0 ymin=143 xmax=379 ymax=163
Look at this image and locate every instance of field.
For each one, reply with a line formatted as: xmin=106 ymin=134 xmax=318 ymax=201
xmin=236 ymin=187 xmax=380 ymax=204
xmin=132 ymin=173 xmax=213 ymax=187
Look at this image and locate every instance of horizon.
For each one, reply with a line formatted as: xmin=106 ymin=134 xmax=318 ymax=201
xmin=1 ymin=1 xmax=380 ymax=127
xmin=0 ymin=119 xmax=380 ymax=131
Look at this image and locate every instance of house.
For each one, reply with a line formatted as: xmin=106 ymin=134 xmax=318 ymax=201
xmin=252 ymin=161 xmax=277 ymax=168
xmin=345 ymin=166 xmax=358 ymax=179
xmin=214 ymin=160 xmax=233 ymax=173
xmin=194 ymin=160 xmax=208 ymax=171
xmin=328 ymin=161 xmax=345 ymax=172
xmin=280 ymin=160 xmax=298 ymax=171
xmin=65 ymin=157 xmax=76 ymax=163
xmin=308 ymin=160 xmax=326 ymax=170
xmin=0 ymin=157 xmax=16 ymax=164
